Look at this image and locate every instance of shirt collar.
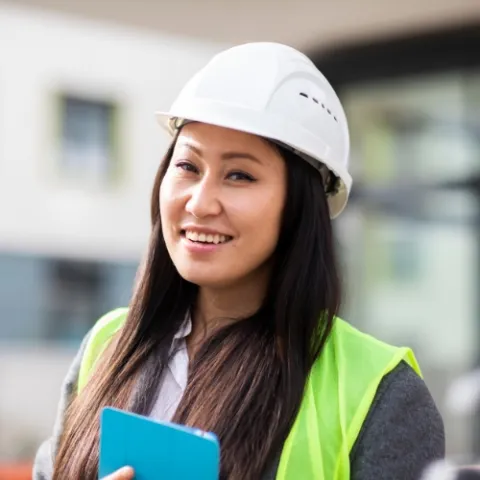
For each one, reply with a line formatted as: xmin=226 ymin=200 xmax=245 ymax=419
xmin=173 ymin=312 xmax=192 ymax=340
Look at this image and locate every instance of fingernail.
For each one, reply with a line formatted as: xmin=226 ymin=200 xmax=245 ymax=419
xmin=119 ymin=466 xmax=134 ymax=474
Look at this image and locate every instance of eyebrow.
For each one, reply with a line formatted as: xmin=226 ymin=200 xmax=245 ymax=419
xmin=178 ymin=141 xmax=262 ymax=164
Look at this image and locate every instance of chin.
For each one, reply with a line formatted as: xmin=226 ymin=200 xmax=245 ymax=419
xmin=177 ymin=268 xmax=235 ymax=289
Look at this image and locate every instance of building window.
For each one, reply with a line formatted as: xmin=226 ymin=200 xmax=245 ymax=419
xmin=58 ymin=95 xmax=120 ymax=186
xmin=43 ymin=259 xmax=104 ymax=342
xmin=0 ymin=253 xmax=137 ymax=343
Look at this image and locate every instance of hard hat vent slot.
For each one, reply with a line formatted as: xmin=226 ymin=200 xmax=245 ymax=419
xmin=299 ymin=93 xmax=339 ymax=123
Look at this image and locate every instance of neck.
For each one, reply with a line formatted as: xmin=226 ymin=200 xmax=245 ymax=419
xmin=188 ymin=267 xmax=271 ymax=354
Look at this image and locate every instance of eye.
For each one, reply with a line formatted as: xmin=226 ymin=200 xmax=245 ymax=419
xmin=227 ymin=171 xmax=256 ymax=182
xmin=175 ymin=161 xmax=198 ymax=174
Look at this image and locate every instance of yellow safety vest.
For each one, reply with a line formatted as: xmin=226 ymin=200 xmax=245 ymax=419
xmin=78 ymin=308 xmax=421 ymax=479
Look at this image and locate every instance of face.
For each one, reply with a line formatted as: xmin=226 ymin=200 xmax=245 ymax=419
xmin=159 ymin=122 xmax=287 ymax=289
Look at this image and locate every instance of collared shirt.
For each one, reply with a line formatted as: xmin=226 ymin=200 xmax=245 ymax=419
xmin=149 ymin=317 xmax=192 ymax=421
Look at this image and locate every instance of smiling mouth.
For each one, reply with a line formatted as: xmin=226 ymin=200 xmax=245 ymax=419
xmin=181 ymin=230 xmax=233 ymax=245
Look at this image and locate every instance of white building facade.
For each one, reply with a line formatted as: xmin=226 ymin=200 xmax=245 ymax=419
xmin=0 ymin=4 xmax=227 ymax=458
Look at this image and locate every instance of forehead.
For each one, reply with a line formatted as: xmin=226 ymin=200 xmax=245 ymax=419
xmin=174 ymin=122 xmax=279 ymax=159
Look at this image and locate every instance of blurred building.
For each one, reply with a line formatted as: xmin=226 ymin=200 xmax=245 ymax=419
xmin=0 ymin=3 xmax=226 ymax=458
xmin=314 ymin=23 xmax=480 ymax=460
xmin=0 ymin=0 xmax=479 ymax=465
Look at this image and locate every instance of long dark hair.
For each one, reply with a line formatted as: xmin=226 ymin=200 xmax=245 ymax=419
xmin=52 ymin=137 xmax=342 ymax=480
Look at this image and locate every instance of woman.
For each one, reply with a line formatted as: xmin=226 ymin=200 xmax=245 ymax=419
xmin=34 ymin=42 xmax=445 ymax=480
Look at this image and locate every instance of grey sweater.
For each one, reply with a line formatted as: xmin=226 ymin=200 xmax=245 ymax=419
xmin=33 ymin=332 xmax=445 ymax=480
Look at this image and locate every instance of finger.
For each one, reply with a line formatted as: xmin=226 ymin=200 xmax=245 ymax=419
xmin=103 ymin=466 xmax=135 ymax=479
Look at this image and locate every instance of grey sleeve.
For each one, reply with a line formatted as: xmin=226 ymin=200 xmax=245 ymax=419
xmin=350 ymin=361 xmax=446 ymax=480
xmin=32 ymin=331 xmax=92 ymax=480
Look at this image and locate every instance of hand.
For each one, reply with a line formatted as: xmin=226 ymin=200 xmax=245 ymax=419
xmin=102 ymin=466 xmax=135 ymax=479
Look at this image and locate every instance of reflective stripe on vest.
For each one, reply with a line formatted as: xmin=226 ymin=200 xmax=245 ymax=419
xmin=78 ymin=310 xmax=421 ymax=480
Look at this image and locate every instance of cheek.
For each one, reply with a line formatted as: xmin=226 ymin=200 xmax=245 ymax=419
xmin=227 ymin=188 xmax=284 ymax=245
xmin=159 ymin=183 xmax=170 ymax=231
xmin=159 ymin=180 xmax=183 ymax=238
xmin=159 ymin=181 xmax=170 ymax=219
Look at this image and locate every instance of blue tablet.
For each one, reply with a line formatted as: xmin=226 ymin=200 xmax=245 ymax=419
xmin=99 ymin=407 xmax=220 ymax=480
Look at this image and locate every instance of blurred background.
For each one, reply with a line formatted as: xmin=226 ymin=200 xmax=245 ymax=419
xmin=0 ymin=0 xmax=479 ymax=475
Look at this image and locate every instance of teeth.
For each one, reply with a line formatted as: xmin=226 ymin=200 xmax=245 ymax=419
xmin=185 ymin=231 xmax=230 ymax=244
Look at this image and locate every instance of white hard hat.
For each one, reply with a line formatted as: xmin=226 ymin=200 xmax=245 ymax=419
xmin=156 ymin=42 xmax=352 ymax=218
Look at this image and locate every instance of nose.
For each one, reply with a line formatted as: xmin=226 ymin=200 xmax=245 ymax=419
xmin=185 ymin=177 xmax=222 ymax=219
